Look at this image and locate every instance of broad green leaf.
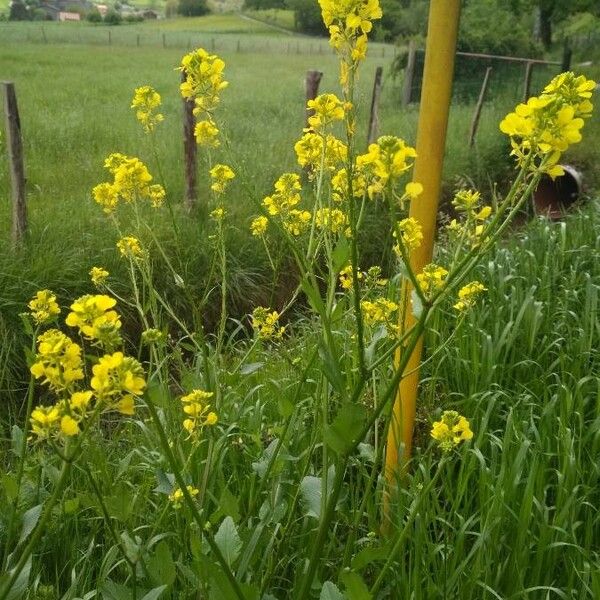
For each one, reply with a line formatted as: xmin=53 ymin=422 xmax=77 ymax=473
xmin=209 ymin=566 xmax=259 ymax=600
xmin=324 ymin=403 xmax=367 ymax=455
xmin=1 ymin=473 xmax=18 ymax=502
xmin=340 ymin=571 xmax=371 ymax=600
xmin=300 ymin=465 xmax=335 ymax=519
xmin=214 ymin=516 xmax=242 ymax=567
xmin=10 ymin=426 xmax=24 ymax=458
xmin=351 ymin=545 xmax=389 ymax=570
xmin=63 ymin=497 xmax=80 ymax=514
xmin=300 ymin=275 xmax=326 ymax=316
xmin=148 ymin=541 xmax=176 ymax=587
xmin=318 ymin=342 xmax=345 ymax=396
xmin=411 ymin=289 xmax=423 ymax=319
xmin=0 ymin=555 xmax=31 ymax=600
xmin=320 ymin=581 xmax=345 ymax=600
xmin=332 ymin=237 xmax=350 ymax=273
xmin=140 ymin=585 xmax=167 ymax=600
xmin=239 ymin=362 xmax=264 ymax=375
xmin=18 ymin=504 xmax=42 ymax=544
xmin=146 ymin=381 xmax=170 ymax=409
xmin=99 ymin=580 xmax=131 ymax=600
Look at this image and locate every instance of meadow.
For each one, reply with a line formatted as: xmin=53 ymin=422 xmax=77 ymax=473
xmin=1 ymin=9 xmax=600 ymax=600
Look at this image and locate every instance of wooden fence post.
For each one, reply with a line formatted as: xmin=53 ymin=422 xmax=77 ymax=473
xmin=468 ymin=66 xmax=492 ymax=147
xmin=401 ymin=40 xmax=417 ymax=106
xmin=181 ymin=71 xmax=197 ymax=211
xmin=305 ymin=70 xmax=323 ymax=129
xmin=561 ymin=38 xmax=572 ymax=72
xmin=162 ymin=33 xmax=166 ymax=48
xmin=2 ymin=82 xmax=27 ymax=247
xmin=367 ymin=66 xmax=383 ymax=146
xmin=108 ymin=29 xmax=111 ymax=45
xmin=523 ymin=61 xmax=533 ymax=102
xmin=137 ymin=33 xmax=140 ymax=47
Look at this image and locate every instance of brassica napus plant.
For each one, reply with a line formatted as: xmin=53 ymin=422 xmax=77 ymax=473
xmin=1 ymin=6 xmax=595 ymax=600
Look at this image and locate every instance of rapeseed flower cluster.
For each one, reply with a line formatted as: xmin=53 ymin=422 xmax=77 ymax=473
xmin=357 ymin=136 xmax=418 ymax=200
xmin=179 ymin=48 xmax=228 ymax=148
xmin=306 ymin=93 xmax=348 ymax=132
xmin=294 ymin=132 xmax=348 ymax=173
xmin=318 ymin=0 xmax=382 ymax=88
xmin=250 ymin=215 xmax=269 ymax=237
xmin=169 ymin=485 xmax=199 ymax=509
xmin=499 ymin=72 xmax=595 ymax=177
xmin=180 ymin=390 xmax=218 ymax=436
xmin=90 ymin=267 xmax=109 ymax=286
xmin=117 ymin=235 xmax=145 ymax=260
xmin=416 ymin=264 xmax=448 ymax=298
xmin=446 ymin=189 xmax=493 ymax=248
xmin=454 ymin=281 xmax=486 ymax=312
xmin=361 ymin=298 xmax=399 ymax=331
xmin=209 ymin=164 xmax=235 ymax=194
xmin=28 ymin=289 xmax=61 ymax=325
xmin=93 ymin=153 xmax=165 ymax=214
xmin=430 ymin=410 xmax=473 ymax=452
xmin=251 ymin=307 xmax=285 ymax=341
xmin=315 ymin=207 xmax=349 ymax=235
xmin=131 ymin=85 xmax=164 ymax=133
xmin=65 ymin=294 xmax=122 ymax=350
xmin=394 ymin=217 xmax=423 ymax=254
xmin=28 ymin=290 xmax=146 ymax=443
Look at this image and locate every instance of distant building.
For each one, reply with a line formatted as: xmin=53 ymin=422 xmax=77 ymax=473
xmin=58 ymin=10 xmax=81 ymax=20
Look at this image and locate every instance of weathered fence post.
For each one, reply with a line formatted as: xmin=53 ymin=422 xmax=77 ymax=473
xmin=401 ymin=39 xmax=417 ymax=106
xmin=41 ymin=27 xmax=47 ymax=43
xmin=162 ymin=33 xmax=166 ymax=48
xmin=523 ymin=61 xmax=534 ymax=101
xmin=2 ymin=82 xmax=27 ymax=247
xmin=468 ymin=66 xmax=492 ymax=147
xmin=137 ymin=33 xmax=140 ymax=47
xmin=367 ymin=66 xmax=383 ymax=146
xmin=181 ymin=71 xmax=197 ymax=211
xmin=236 ymin=39 xmax=241 ymax=53
xmin=108 ymin=29 xmax=112 ymax=45
xmin=304 ymin=70 xmax=323 ymax=129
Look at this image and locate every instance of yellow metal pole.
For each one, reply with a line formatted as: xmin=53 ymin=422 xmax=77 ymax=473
xmin=384 ymin=0 xmax=461 ymax=490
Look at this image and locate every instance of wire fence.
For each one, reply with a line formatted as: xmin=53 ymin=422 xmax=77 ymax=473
xmin=0 ymin=23 xmax=394 ymax=57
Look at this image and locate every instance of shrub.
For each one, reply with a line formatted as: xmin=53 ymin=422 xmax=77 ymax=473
xmin=177 ymin=0 xmax=209 ymax=17
xmin=86 ymin=7 xmax=102 ymax=21
xmin=103 ymin=8 xmax=122 ymax=24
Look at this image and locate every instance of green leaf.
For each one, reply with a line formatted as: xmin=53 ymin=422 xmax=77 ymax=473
xmin=148 ymin=541 xmax=176 ymax=587
xmin=209 ymin=566 xmax=259 ymax=600
xmin=99 ymin=580 xmax=131 ymax=600
xmin=153 ymin=471 xmax=175 ymax=495
xmin=0 ymin=555 xmax=31 ymax=600
xmin=239 ymin=362 xmax=264 ymax=375
xmin=320 ymin=581 xmax=345 ymax=600
xmin=251 ymin=439 xmax=280 ymax=479
xmin=63 ymin=497 xmax=80 ymax=515
xmin=146 ymin=381 xmax=170 ymax=409
xmin=1 ymin=473 xmax=18 ymax=502
xmin=324 ymin=403 xmax=367 ymax=455
xmin=332 ymin=237 xmax=350 ymax=273
xmin=318 ymin=341 xmax=345 ymax=396
xmin=214 ymin=516 xmax=242 ymax=567
xmin=411 ymin=289 xmax=423 ymax=319
xmin=19 ymin=504 xmax=42 ymax=544
xmin=300 ymin=275 xmax=326 ymax=316
xmin=140 ymin=585 xmax=167 ymax=600
xmin=10 ymin=426 xmax=24 ymax=458
xmin=300 ymin=465 xmax=335 ymax=519
xmin=105 ymin=482 xmax=134 ymax=522
xmin=219 ymin=487 xmax=240 ymax=522
xmin=340 ymin=571 xmax=371 ymax=600
xmin=351 ymin=545 xmax=389 ymax=570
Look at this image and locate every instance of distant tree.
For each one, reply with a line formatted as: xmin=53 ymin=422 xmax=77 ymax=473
xmin=9 ymin=0 xmax=30 ymax=20
xmin=87 ymin=6 xmax=102 ymax=21
xmin=177 ymin=0 xmax=208 ymax=17
xmin=165 ymin=0 xmax=177 ymax=16
xmin=244 ymin=0 xmax=285 ymax=10
xmin=104 ymin=7 xmax=122 ymax=23
xmin=285 ymin=0 xmax=325 ymax=35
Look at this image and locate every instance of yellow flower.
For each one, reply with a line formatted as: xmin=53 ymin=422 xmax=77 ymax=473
xmin=361 ymin=298 xmax=398 ymax=326
xmin=210 ymin=164 xmax=235 ymax=194
xmin=180 ymin=390 xmax=218 ymax=436
xmin=262 ymin=173 xmax=302 ymax=216
xmin=117 ymin=236 xmax=144 ymax=260
xmin=69 ymin=391 xmax=93 ymax=412
xmin=283 ymin=209 xmax=312 ymax=236
xmin=90 ymin=267 xmax=109 ymax=286
xmin=148 ymin=184 xmax=166 ymax=208
xmin=92 ymin=182 xmax=119 ymax=214
xmin=30 ymin=405 xmax=61 ymax=439
xmin=30 ymin=329 xmax=84 ymax=392
xmin=28 ymin=289 xmax=60 ymax=325
xmin=210 ymin=206 xmax=226 ymax=221
xmin=315 ymin=207 xmax=349 ymax=235
xmin=91 ymin=352 xmax=146 ymax=410
xmin=405 ymin=181 xmax=423 ymax=200
xmin=454 ymin=281 xmax=486 ymax=312
xmin=338 ymin=264 xmax=363 ymax=290
xmin=431 ymin=410 xmax=473 ymax=452
xmin=169 ymin=485 xmax=199 ymax=509
xmin=178 ymin=48 xmax=228 ymax=118
xmin=251 ymin=307 xmax=285 ymax=340
xmin=250 ymin=215 xmax=268 ymax=237
xmin=394 ymin=217 xmax=423 ymax=253
xmin=60 ymin=415 xmax=79 ymax=437
xmin=416 ymin=264 xmax=448 ymax=297
xmin=194 ymin=119 xmax=220 ymax=147
xmin=452 ymin=189 xmax=481 ymax=213
xmin=131 ymin=85 xmax=164 ymax=133
xmin=306 ymin=93 xmax=347 ymax=132
xmin=65 ymin=294 xmax=121 ymax=348
xmin=141 ymin=328 xmax=164 ymax=344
